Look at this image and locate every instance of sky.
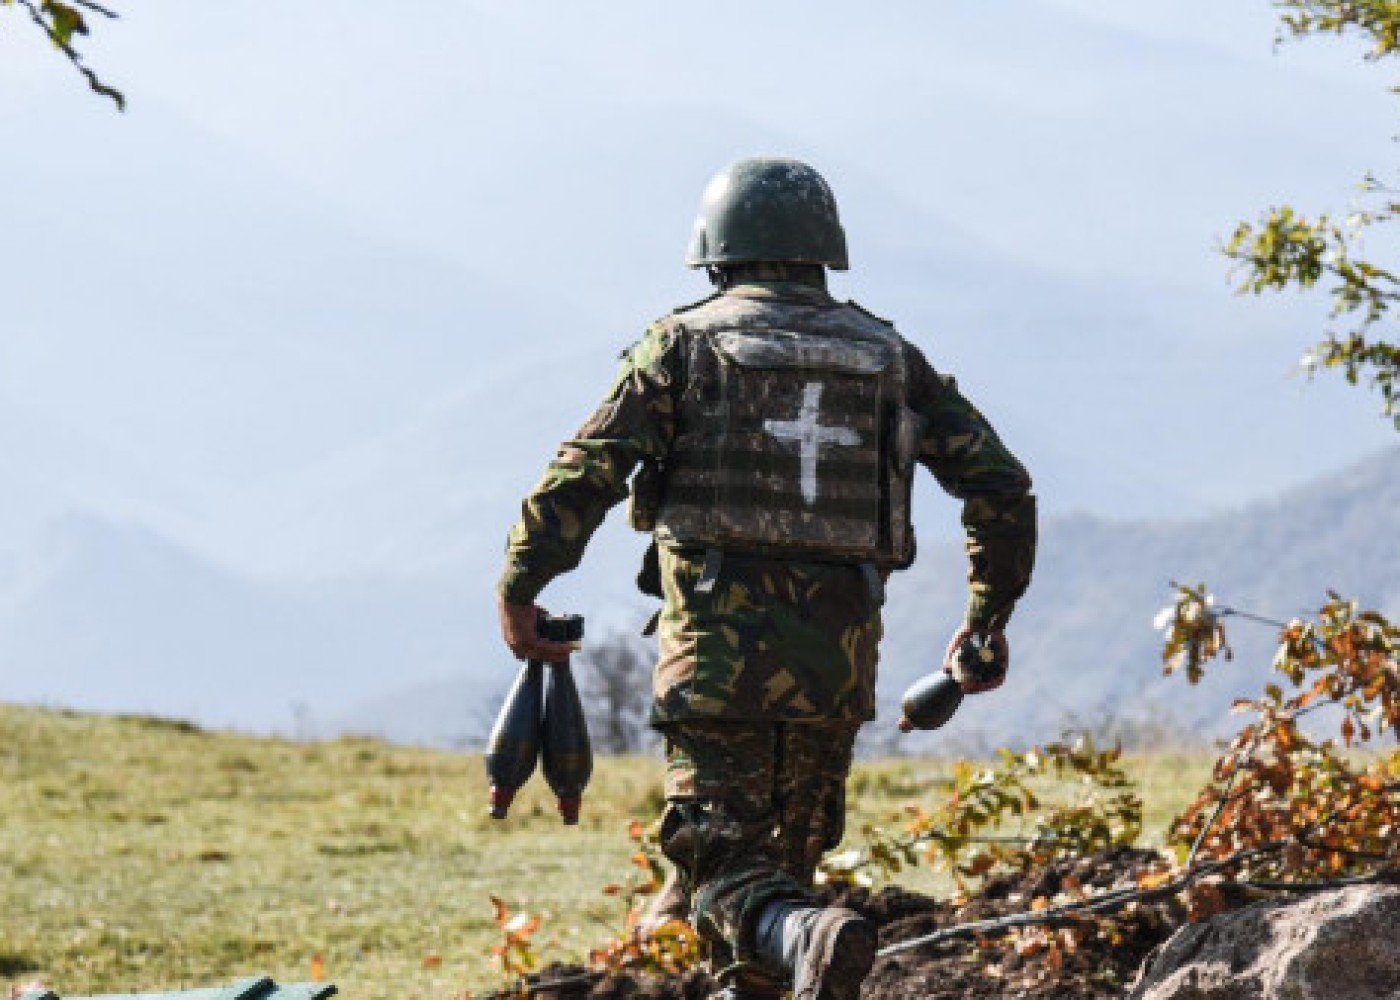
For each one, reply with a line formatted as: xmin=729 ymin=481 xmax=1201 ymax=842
xmin=1 ymin=1 xmax=1397 ymax=727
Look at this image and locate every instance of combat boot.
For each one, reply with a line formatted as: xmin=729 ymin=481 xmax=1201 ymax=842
xmin=753 ymin=901 xmax=877 ymax=1000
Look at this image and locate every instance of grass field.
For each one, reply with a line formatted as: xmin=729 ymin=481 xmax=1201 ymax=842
xmin=0 ymin=705 xmax=1213 ymax=999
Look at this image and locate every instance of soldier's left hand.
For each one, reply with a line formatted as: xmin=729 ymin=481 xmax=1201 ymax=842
xmin=943 ymin=625 xmax=1009 ymax=694
xmin=498 ymin=598 xmax=575 ymax=663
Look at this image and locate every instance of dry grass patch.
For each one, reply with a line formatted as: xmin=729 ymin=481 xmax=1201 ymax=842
xmin=0 ymin=705 xmax=1210 ymax=998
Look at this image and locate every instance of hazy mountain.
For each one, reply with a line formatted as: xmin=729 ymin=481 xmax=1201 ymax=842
xmin=338 ymin=446 xmax=1399 ymax=751
xmin=882 ymin=446 xmax=1400 ymax=752
xmin=3 ymin=3 xmax=1399 ymax=743
xmin=0 ymin=514 xmax=474 ymax=732
xmin=1 ymin=430 xmax=1391 ymax=751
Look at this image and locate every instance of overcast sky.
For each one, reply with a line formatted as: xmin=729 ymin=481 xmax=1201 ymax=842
xmin=2 ymin=0 xmax=1397 ymax=573
xmin=5 ymin=1 xmax=1400 ymax=728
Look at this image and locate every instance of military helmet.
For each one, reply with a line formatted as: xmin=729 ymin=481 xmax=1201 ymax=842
xmin=686 ymin=157 xmax=849 ymax=271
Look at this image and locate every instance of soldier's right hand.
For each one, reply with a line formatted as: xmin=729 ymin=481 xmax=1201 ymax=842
xmin=498 ymin=598 xmax=575 ymax=663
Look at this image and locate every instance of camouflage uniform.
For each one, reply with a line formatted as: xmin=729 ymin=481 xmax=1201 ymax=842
xmin=659 ymin=719 xmax=859 ymax=990
xmin=499 ymin=277 xmax=1035 ymax=992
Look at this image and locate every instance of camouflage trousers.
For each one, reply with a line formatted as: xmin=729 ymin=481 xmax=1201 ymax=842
xmin=657 ymin=718 xmax=860 ymax=994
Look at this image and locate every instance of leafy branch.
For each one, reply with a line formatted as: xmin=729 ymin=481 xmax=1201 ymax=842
xmin=1156 ymin=583 xmax=1231 ymax=684
xmin=588 ymin=819 xmax=701 ymax=976
xmin=819 ymin=735 xmax=1142 ymax=893
xmin=478 ymin=820 xmax=701 ymax=999
xmin=1156 ymin=588 xmax=1399 ymax=881
xmin=1225 ymin=204 xmax=1400 ymax=428
xmin=5 ymin=0 xmax=125 ymax=110
xmin=1276 ymin=0 xmax=1400 ymax=59
xmin=878 ymin=840 xmax=1396 ymax=961
xmin=821 ymin=588 xmax=1397 ymax=976
xmin=485 ymin=895 xmax=544 ymax=994
xmin=1220 ymin=2 xmax=1400 ymax=429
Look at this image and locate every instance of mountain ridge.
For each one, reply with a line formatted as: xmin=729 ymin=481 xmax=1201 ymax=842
xmin=336 ymin=445 xmax=1399 ymax=750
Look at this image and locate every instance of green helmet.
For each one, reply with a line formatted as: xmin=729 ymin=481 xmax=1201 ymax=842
xmin=686 ymin=157 xmax=849 ymax=271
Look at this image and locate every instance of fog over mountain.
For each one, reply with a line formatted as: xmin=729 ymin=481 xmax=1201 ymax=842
xmin=884 ymin=446 xmax=1400 ymax=753
xmin=2 ymin=2 xmax=1398 ymax=731
xmin=4 ymin=444 xmax=1391 ymax=749
xmin=336 ymin=446 xmax=1399 ymax=751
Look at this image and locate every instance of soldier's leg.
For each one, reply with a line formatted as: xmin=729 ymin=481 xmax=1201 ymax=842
xmin=657 ymin=720 xmax=807 ymax=997
xmin=774 ymin=721 xmax=860 ymax=887
xmin=751 ymin=723 xmax=875 ymax=1000
xmin=645 ymin=720 xmax=859 ymax=937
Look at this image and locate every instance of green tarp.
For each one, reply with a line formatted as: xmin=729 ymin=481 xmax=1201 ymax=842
xmin=17 ymin=976 xmax=336 ymax=1000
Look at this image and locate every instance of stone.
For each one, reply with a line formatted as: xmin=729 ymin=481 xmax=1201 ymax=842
xmin=1129 ymin=884 xmax=1400 ymax=1000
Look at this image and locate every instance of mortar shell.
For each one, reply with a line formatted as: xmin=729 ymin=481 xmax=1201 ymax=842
xmin=483 ymin=661 xmax=544 ymax=819
xmin=542 ymin=661 xmax=593 ymax=825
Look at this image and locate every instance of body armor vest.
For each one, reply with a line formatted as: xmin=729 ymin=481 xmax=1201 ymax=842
xmin=638 ymin=291 xmax=922 ymax=569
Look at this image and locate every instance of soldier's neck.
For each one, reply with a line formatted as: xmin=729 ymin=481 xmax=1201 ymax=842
xmin=718 ymin=262 xmax=828 ymax=291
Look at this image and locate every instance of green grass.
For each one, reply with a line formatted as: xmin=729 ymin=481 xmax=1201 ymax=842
xmin=0 ymin=705 xmax=1213 ymax=999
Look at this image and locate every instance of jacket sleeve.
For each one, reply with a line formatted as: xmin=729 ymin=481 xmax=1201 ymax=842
xmin=497 ymin=324 xmax=681 ymax=604
xmin=904 ymin=340 xmax=1037 ymax=630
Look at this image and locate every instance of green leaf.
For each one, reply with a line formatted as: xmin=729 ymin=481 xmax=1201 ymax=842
xmin=42 ymin=0 xmax=87 ymax=48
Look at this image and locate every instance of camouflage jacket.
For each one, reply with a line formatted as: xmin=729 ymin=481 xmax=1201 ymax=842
xmin=498 ymin=280 xmax=1036 ymax=723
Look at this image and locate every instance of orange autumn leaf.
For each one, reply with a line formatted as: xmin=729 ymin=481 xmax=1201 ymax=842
xmin=964 ymin=853 xmax=995 ymax=877
xmin=1136 ymin=869 xmax=1174 ymax=891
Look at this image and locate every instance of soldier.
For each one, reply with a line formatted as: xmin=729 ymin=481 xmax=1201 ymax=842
xmin=497 ymin=157 xmax=1036 ymax=1000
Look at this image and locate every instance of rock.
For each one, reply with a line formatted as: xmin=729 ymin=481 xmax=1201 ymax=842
xmin=1129 ymin=884 xmax=1400 ymax=1000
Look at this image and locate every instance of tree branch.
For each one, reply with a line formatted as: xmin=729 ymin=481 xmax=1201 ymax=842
xmin=69 ymin=0 xmax=118 ymax=17
xmin=877 ymin=842 xmax=1398 ymax=959
xmin=16 ymin=0 xmax=125 ymax=110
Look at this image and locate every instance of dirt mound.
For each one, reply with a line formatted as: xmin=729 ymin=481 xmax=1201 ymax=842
xmin=526 ymin=963 xmax=715 ymax=999
xmin=529 ymin=848 xmax=1186 ymax=999
xmin=837 ymin=847 xmax=1181 ymax=998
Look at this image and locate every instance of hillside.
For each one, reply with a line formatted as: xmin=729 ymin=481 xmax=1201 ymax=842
xmin=345 ymin=446 xmax=1400 ymax=750
xmin=884 ymin=444 xmax=1400 ymax=751
xmin=0 ymin=705 xmax=1210 ymax=999
xmin=0 ymin=704 xmax=664 ymax=999
xmin=0 ymin=442 xmax=1393 ymax=746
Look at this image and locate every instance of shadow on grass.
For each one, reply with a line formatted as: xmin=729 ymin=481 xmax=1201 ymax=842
xmin=0 ymin=951 xmax=40 ymax=976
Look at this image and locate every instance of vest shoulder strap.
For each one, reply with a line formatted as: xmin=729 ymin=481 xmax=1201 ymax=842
xmin=845 ymin=299 xmax=897 ymax=328
xmin=666 ymin=291 xmax=723 ymax=319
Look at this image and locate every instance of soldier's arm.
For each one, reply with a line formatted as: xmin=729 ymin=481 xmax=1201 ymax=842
xmin=497 ymin=324 xmax=681 ymax=608
xmin=904 ymin=341 xmax=1037 ymax=631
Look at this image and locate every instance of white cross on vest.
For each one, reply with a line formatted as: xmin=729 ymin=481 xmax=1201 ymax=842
xmin=763 ymin=382 xmax=860 ymax=505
